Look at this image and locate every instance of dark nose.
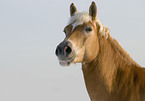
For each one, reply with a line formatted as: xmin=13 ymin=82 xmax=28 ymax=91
xmin=55 ymin=41 xmax=72 ymax=57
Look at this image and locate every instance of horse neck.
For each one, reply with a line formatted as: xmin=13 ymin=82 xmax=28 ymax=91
xmin=82 ymin=35 xmax=140 ymax=93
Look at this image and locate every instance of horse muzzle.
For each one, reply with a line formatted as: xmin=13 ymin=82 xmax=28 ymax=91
xmin=55 ymin=41 xmax=75 ymax=66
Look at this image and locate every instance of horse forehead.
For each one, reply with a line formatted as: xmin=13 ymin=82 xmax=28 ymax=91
xmin=68 ymin=12 xmax=92 ymax=32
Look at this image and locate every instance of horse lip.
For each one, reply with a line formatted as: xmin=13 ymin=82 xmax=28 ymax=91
xmin=59 ymin=61 xmax=70 ymax=66
xmin=58 ymin=55 xmax=75 ymax=66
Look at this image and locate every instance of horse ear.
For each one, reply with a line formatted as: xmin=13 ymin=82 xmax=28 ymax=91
xmin=70 ymin=3 xmax=77 ymax=16
xmin=89 ymin=2 xmax=97 ymax=21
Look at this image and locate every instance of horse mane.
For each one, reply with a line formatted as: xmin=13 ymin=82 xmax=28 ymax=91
xmin=96 ymin=20 xmax=141 ymax=67
xmin=96 ymin=18 xmax=110 ymax=38
xmin=93 ymin=21 xmax=145 ymax=98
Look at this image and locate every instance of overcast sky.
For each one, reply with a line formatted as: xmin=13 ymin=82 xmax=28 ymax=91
xmin=0 ymin=0 xmax=145 ymax=101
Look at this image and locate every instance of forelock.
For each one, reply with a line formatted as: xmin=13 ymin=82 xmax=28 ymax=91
xmin=68 ymin=12 xmax=92 ymax=31
xmin=67 ymin=11 xmax=109 ymax=39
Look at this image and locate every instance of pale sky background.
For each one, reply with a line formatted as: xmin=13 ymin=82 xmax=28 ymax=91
xmin=0 ymin=0 xmax=145 ymax=101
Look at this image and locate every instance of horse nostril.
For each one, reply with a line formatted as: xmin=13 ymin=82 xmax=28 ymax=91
xmin=56 ymin=41 xmax=72 ymax=57
xmin=65 ymin=46 xmax=72 ymax=55
xmin=56 ymin=46 xmax=62 ymax=56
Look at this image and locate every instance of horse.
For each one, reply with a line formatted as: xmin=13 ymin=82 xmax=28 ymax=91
xmin=55 ymin=2 xmax=145 ymax=101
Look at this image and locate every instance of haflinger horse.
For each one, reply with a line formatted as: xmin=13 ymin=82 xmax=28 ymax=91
xmin=55 ymin=2 xmax=145 ymax=101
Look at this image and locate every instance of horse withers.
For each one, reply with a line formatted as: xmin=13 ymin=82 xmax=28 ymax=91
xmin=55 ymin=2 xmax=145 ymax=101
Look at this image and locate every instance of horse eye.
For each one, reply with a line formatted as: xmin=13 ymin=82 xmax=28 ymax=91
xmin=85 ymin=27 xmax=92 ymax=33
